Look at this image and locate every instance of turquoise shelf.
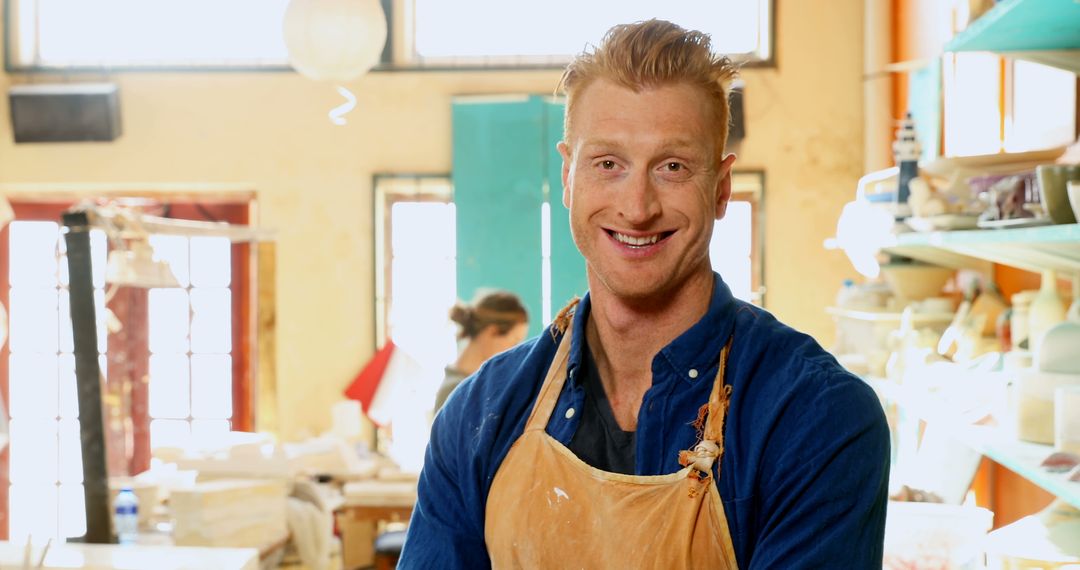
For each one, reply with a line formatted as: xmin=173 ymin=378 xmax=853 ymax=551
xmin=946 ymin=0 xmax=1080 ymax=52
xmin=944 ymin=0 xmax=1080 ymax=73
xmin=957 ymin=427 xmax=1080 ymax=511
xmin=871 ymin=378 xmax=1080 ymax=511
xmin=883 ymin=223 xmax=1080 ymax=274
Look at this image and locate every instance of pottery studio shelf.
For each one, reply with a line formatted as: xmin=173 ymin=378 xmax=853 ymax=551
xmin=825 ymin=306 xmax=955 ymax=323
xmin=883 ymin=223 xmax=1080 ymax=274
xmin=944 ymin=0 xmax=1080 ymax=73
xmin=871 ymin=378 xmax=1080 ymax=511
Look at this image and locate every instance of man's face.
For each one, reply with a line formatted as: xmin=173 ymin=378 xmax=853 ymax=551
xmin=558 ymin=78 xmax=735 ymax=304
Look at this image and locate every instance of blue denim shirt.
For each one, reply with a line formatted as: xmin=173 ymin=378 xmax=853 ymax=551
xmin=400 ymin=274 xmax=890 ymax=569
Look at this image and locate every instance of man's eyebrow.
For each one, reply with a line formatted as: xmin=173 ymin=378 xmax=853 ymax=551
xmin=580 ymin=138 xmax=702 ymax=153
xmin=580 ymin=138 xmax=626 ymax=152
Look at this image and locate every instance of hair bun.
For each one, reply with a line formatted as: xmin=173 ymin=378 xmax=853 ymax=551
xmin=449 ymin=303 xmax=473 ymax=327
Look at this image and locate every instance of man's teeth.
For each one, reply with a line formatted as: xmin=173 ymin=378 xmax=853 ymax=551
xmin=613 ymin=232 xmax=660 ymax=246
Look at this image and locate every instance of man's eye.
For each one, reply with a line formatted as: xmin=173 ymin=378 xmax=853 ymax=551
xmin=600 ymin=160 xmax=616 ymax=170
xmin=665 ymin=162 xmax=683 ymax=172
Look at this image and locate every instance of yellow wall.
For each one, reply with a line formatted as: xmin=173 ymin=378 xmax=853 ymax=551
xmin=0 ymin=1 xmax=863 ymax=439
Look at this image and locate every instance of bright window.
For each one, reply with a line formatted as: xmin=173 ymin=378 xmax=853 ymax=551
xmin=373 ymin=175 xmax=456 ymax=472
xmin=9 ymin=0 xmax=771 ymax=70
xmin=711 ymin=173 xmax=765 ymax=305
xmin=712 ymin=202 xmax=754 ymax=301
xmin=1005 ymin=60 xmax=1077 ymax=153
xmin=1 ymin=200 xmax=251 ymax=541
xmin=411 ymin=0 xmax=772 ymax=66
xmin=146 ymin=235 xmax=234 ymax=452
xmin=942 ymin=53 xmax=1003 ymax=157
xmin=943 ymin=54 xmax=1077 ymax=157
xmin=7 ymin=221 xmax=107 ymax=540
xmin=8 ymin=0 xmax=290 ymax=68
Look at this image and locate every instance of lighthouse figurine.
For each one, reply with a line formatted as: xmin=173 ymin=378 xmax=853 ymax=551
xmin=892 ymin=112 xmax=920 ymax=219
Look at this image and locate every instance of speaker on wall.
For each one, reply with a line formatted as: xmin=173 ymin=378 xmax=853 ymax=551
xmin=9 ymin=83 xmax=122 ymax=143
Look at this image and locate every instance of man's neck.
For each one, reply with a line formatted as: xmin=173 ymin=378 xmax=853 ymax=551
xmin=585 ymin=269 xmax=714 ymax=430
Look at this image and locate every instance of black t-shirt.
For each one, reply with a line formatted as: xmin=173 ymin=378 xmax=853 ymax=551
xmin=567 ymin=339 xmax=637 ymax=474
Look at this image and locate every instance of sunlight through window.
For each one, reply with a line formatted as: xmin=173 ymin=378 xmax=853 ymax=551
xmin=148 ymin=235 xmax=233 ymax=453
xmin=13 ymin=0 xmax=290 ymax=67
xmin=413 ymin=0 xmax=770 ymax=64
xmin=5 ymin=222 xmax=238 ymax=539
xmin=7 ymin=222 xmax=105 ymax=540
xmin=711 ymin=202 xmax=754 ymax=303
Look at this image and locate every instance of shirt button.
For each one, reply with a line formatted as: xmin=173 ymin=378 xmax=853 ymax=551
xmin=688 ymin=369 xmax=699 ymax=379
xmin=565 ymin=408 xmax=576 ymax=419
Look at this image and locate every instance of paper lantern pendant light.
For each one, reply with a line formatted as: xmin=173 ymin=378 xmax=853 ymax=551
xmin=283 ymin=0 xmax=387 ymax=82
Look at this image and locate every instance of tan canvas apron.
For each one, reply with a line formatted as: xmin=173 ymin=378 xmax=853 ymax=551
xmin=484 ymin=327 xmax=740 ymax=569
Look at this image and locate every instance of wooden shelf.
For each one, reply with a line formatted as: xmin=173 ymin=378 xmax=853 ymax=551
xmin=945 ymin=0 xmax=1080 ymax=73
xmin=883 ymin=223 xmax=1080 ymax=274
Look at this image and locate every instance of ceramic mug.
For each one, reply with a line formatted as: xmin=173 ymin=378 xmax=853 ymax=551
xmin=1069 ymin=180 xmax=1080 ymax=224
xmin=1036 ymin=164 xmax=1080 ymax=225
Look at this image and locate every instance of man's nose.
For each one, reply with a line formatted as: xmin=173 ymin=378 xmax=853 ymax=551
xmin=617 ymin=170 xmax=662 ymax=225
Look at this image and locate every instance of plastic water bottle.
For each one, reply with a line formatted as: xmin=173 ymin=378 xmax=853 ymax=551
xmin=115 ymin=487 xmax=139 ymax=545
xmin=835 ymin=279 xmax=856 ymax=308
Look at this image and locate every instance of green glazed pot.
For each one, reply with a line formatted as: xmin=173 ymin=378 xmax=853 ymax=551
xmin=1036 ymin=164 xmax=1080 ymax=225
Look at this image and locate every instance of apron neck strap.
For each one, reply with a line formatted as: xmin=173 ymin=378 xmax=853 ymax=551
xmin=526 ymin=327 xmax=735 ymax=439
xmin=702 ymin=336 xmax=735 ymax=444
xmin=524 ymin=327 xmax=574 ymax=432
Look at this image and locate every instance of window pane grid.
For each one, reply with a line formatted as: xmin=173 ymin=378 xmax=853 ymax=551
xmin=147 ymin=235 xmax=233 ymax=451
xmin=7 ymin=222 xmax=106 ymax=539
xmin=7 ymin=221 xmax=235 ymax=538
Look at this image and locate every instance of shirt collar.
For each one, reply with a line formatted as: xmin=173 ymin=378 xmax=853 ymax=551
xmin=657 ymin=273 xmax=737 ymax=383
xmin=565 ymin=293 xmax=591 ymax=385
xmin=565 ymin=273 xmax=737 ymax=386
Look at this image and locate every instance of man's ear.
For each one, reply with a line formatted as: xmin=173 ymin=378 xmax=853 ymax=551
xmin=714 ymin=153 xmax=737 ymax=220
xmin=557 ymin=141 xmax=572 ymax=208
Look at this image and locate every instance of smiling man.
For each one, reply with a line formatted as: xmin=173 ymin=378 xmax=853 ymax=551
xmin=399 ymin=20 xmax=889 ymax=569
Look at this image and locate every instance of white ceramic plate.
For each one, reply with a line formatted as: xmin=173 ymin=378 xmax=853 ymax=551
xmin=976 ymin=217 xmax=1054 ymax=229
xmin=907 ymin=214 xmax=981 ymax=232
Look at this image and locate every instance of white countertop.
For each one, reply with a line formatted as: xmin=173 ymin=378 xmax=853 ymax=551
xmin=0 ymin=542 xmax=259 ymax=570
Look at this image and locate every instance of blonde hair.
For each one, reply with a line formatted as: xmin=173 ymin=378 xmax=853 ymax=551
xmin=557 ymin=19 xmax=739 ymax=160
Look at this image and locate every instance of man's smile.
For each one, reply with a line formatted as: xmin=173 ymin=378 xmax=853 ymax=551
xmin=606 ymin=229 xmax=676 ymax=249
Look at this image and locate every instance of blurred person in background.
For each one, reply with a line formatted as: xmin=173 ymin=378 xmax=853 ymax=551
xmin=434 ymin=289 xmax=529 ymax=411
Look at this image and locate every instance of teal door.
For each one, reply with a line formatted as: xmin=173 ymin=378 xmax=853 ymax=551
xmin=453 ymin=95 xmax=587 ymax=336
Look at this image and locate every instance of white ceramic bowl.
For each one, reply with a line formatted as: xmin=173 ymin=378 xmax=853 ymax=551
xmin=880 ymin=264 xmax=955 ymax=301
xmin=1039 ymin=322 xmax=1080 ymax=375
